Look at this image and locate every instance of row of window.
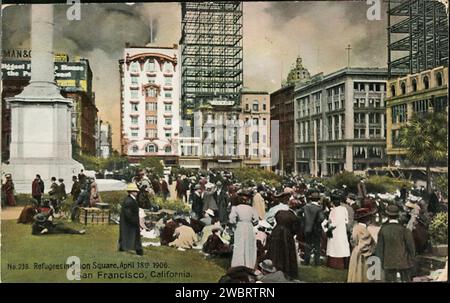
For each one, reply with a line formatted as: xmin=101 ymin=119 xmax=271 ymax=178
xmin=354 ymin=82 xmax=385 ymax=92
xmin=298 ymin=96 xmax=383 ymax=116
xmin=131 ymin=144 xmax=172 ymax=154
xmin=354 ymin=113 xmax=382 ymax=124
xmin=391 ymin=72 xmax=443 ymax=97
xmin=131 ymin=103 xmax=172 ymax=112
xmin=354 ymin=128 xmax=383 ymax=139
xmin=129 ymin=60 xmax=173 ymax=74
xmin=131 ymin=75 xmax=172 ymax=86
xmin=244 ymin=101 xmax=268 ymax=111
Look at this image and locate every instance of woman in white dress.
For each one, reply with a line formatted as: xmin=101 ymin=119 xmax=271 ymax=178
xmin=325 ymin=192 xmax=350 ymax=269
xmin=229 ymin=193 xmax=259 ymax=269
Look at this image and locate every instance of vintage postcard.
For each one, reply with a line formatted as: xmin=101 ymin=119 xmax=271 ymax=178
xmin=0 ymin=0 xmax=448 ymax=287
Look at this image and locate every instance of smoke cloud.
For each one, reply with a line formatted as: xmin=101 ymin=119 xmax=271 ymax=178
xmin=2 ymin=2 xmax=387 ymax=151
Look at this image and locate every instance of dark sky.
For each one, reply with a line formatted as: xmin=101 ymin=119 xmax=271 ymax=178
xmin=2 ymin=2 xmax=388 ymax=150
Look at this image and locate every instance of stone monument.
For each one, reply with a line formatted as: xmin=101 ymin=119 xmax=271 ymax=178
xmin=3 ymin=4 xmax=83 ymax=193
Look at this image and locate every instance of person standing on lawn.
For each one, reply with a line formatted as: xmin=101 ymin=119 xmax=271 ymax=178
xmin=32 ymin=174 xmax=44 ymax=206
xmin=160 ymin=177 xmax=170 ymax=201
xmin=2 ymin=174 xmax=16 ymax=207
xmin=118 ymin=183 xmax=143 ymax=256
xmin=70 ymin=176 xmax=81 ymax=201
xmin=48 ymin=177 xmax=58 ymax=210
xmin=303 ymin=191 xmax=325 ymax=266
xmin=374 ymin=205 xmax=416 ymax=282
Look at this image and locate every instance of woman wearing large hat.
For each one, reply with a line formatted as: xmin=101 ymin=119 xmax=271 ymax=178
xmin=347 ymin=208 xmax=377 ymax=282
xmin=229 ymin=189 xmax=259 ymax=269
xmin=118 ymin=183 xmax=143 ymax=255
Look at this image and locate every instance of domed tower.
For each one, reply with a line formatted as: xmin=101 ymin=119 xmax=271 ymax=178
xmin=286 ymin=55 xmax=311 ymax=86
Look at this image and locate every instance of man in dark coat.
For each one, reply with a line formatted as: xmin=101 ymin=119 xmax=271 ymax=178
xmin=78 ymin=169 xmax=87 ymax=189
xmin=266 ymin=200 xmax=301 ymax=279
xmin=160 ymin=177 xmax=170 ymax=201
xmin=191 ymin=185 xmax=204 ymax=219
xmin=70 ymin=176 xmax=81 ymax=201
xmin=32 ymin=175 xmax=44 ymax=206
xmin=400 ymin=184 xmax=408 ymax=203
xmin=118 ymin=183 xmax=143 ymax=255
xmin=215 ymin=181 xmax=230 ymax=226
xmin=303 ymin=191 xmax=325 ymax=266
xmin=48 ymin=177 xmax=59 ymax=210
xmin=375 ymin=205 xmax=416 ymax=282
xmin=32 ymin=212 xmax=85 ymax=235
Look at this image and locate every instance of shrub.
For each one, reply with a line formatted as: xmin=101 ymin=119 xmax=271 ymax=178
xmin=429 ymin=212 xmax=448 ymax=245
xmin=231 ymin=168 xmax=281 ymax=188
xmin=434 ymin=174 xmax=448 ymax=198
xmin=365 ymin=175 xmax=411 ymax=194
xmin=323 ymin=171 xmax=360 ymax=193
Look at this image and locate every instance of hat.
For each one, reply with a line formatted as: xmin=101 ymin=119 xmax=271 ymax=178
xmin=258 ymin=220 xmax=272 ymax=229
xmin=308 ymin=191 xmax=321 ymax=201
xmin=58 ymin=178 xmax=64 ymax=182
xmin=126 ymin=183 xmax=139 ymax=192
xmin=194 ymin=184 xmax=201 ymax=190
xmin=34 ymin=213 xmax=47 ymax=223
xmin=355 ymin=208 xmax=377 ymax=220
xmin=5 ymin=173 xmax=11 ymax=178
xmin=216 ymin=181 xmax=222 ymax=186
xmin=211 ymin=223 xmax=223 ymax=232
xmin=205 ymin=209 xmax=215 ymax=217
xmin=385 ymin=204 xmax=400 ymax=217
xmin=405 ymin=201 xmax=418 ymax=209
xmin=259 ymin=259 xmax=276 ymax=273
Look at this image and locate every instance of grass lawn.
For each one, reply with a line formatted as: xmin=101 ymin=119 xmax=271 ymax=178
xmin=1 ymin=219 xmax=347 ymax=283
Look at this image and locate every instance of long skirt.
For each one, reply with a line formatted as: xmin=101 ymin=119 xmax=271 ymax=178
xmin=231 ymin=221 xmax=257 ymax=269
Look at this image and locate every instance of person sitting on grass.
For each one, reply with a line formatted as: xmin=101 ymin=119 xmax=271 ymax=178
xmin=169 ymin=219 xmax=198 ymax=251
xmin=202 ymin=224 xmax=232 ymax=257
xmin=256 ymin=259 xmax=291 ymax=283
xmin=32 ymin=212 xmax=86 ymax=235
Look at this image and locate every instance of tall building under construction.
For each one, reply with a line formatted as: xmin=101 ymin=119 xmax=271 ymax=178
xmin=387 ymin=0 xmax=448 ymax=78
xmin=180 ymin=1 xmax=243 ymax=120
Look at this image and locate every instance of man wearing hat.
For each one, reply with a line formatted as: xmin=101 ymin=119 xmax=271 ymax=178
xmin=257 ymin=259 xmax=290 ymax=283
xmin=32 ymin=212 xmax=85 ymax=235
xmin=202 ymin=183 xmax=218 ymax=215
xmin=201 ymin=209 xmax=215 ymax=226
xmin=191 ymin=184 xmax=204 ymax=219
xmin=375 ymin=205 xmax=416 ymax=282
xmin=215 ymin=181 xmax=230 ymax=226
xmin=48 ymin=177 xmax=59 ymax=210
xmin=347 ymin=208 xmax=377 ymax=282
xmin=303 ymin=191 xmax=325 ymax=266
xmin=118 ymin=183 xmax=143 ymax=256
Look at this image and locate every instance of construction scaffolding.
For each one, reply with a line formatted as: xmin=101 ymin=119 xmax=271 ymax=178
xmin=180 ymin=1 xmax=243 ymax=119
xmin=388 ymin=0 xmax=449 ymax=78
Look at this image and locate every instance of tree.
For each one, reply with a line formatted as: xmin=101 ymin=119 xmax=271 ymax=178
xmin=399 ymin=112 xmax=448 ymax=194
xmin=139 ymin=157 xmax=164 ymax=177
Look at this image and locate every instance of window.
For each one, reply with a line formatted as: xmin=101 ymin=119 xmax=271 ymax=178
xmin=164 ymin=91 xmax=172 ymax=99
xmin=245 ymin=135 xmax=249 ymax=144
xmin=253 ymin=148 xmax=259 ymax=156
xmin=131 ymin=76 xmax=138 ymax=85
xmin=145 ymin=87 xmax=156 ymax=97
xmin=374 ymin=99 xmax=381 ymax=108
xmin=413 ymin=99 xmax=429 ymax=115
xmin=145 ymin=144 xmax=157 ymax=153
xmin=252 ymin=101 xmax=259 ymax=111
xmin=165 ymin=118 xmax=172 ymax=125
xmin=412 ymin=79 xmax=417 ymax=92
xmin=165 ymin=104 xmax=172 ymax=112
xmin=436 ymin=72 xmax=443 ymax=87
xmin=131 ymin=117 xmax=138 ymax=124
xmin=401 ymin=82 xmax=406 ymax=95
xmin=130 ymin=62 xmax=139 ymax=73
xmin=245 ymin=148 xmax=249 ymax=157
xmin=146 ymin=60 xmax=155 ymax=72
xmin=253 ymin=118 xmax=259 ymax=126
xmin=263 ymin=103 xmax=267 ymax=111
xmin=146 ymin=102 xmax=157 ymax=111
xmin=164 ymin=77 xmax=172 ymax=86
xmin=147 ymin=76 xmax=156 ymax=84
xmin=390 ymin=85 xmax=396 ymax=97
xmin=131 ymin=132 xmax=138 ymax=138
xmin=245 ymin=104 xmax=249 ymax=110
xmin=423 ymin=76 xmax=429 ymax=89
xmin=131 ymin=90 xmax=139 ymax=99
xmin=165 ymin=145 xmax=172 ymax=153
xmin=262 ymin=118 xmax=267 ymax=126
xmin=165 ymin=132 xmax=171 ymax=138
xmin=131 ymin=104 xmax=139 ymax=112
xmin=392 ymin=104 xmax=407 ymax=123
xmin=164 ymin=62 xmax=172 ymax=73
xmin=263 ymin=134 xmax=267 ymax=143
xmin=132 ymin=145 xmax=138 ymax=153
xmin=146 ymin=116 xmax=157 ymax=124
xmin=146 ymin=129 xmax=157 ymax=138
xmin=252 ymin=131 xmax=259 ymax=144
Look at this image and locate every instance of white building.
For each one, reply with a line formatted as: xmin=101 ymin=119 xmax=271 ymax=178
xmin=99 ymin=121 xmax=112 ymax=159
xmin=119 ymin=44 xmax=180 ymax=166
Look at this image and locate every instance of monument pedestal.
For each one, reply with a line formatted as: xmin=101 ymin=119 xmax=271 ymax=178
xmin=2 ymin=4 xmax=83 ymax=194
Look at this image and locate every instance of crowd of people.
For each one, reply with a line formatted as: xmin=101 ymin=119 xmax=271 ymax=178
xmin=4 ymin=167 xmax=447 ymax=282
xmin=117 ymin=169 xmax=448 ymax=283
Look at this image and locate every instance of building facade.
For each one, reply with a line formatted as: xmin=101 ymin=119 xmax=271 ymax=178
xmin=99 ymin=121 xmax=113 ymax=159
xmin=1 ymin=56 xmax=98 ymax=160
xmin=385 ymin=66 xmax=448 ymax=166
xmin=270 ymin=56 xmax=311 ymax=175
xmin=240 ymin=91 xmax=271 ymax=169
xmin=119 ymin=44 xmax=180 ymax=166
xmin=294 ymin=68 xmax=390 ymax=176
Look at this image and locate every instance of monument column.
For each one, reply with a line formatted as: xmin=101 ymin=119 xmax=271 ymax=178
xmin=4 ymin=4 xmax=83 ymax=193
